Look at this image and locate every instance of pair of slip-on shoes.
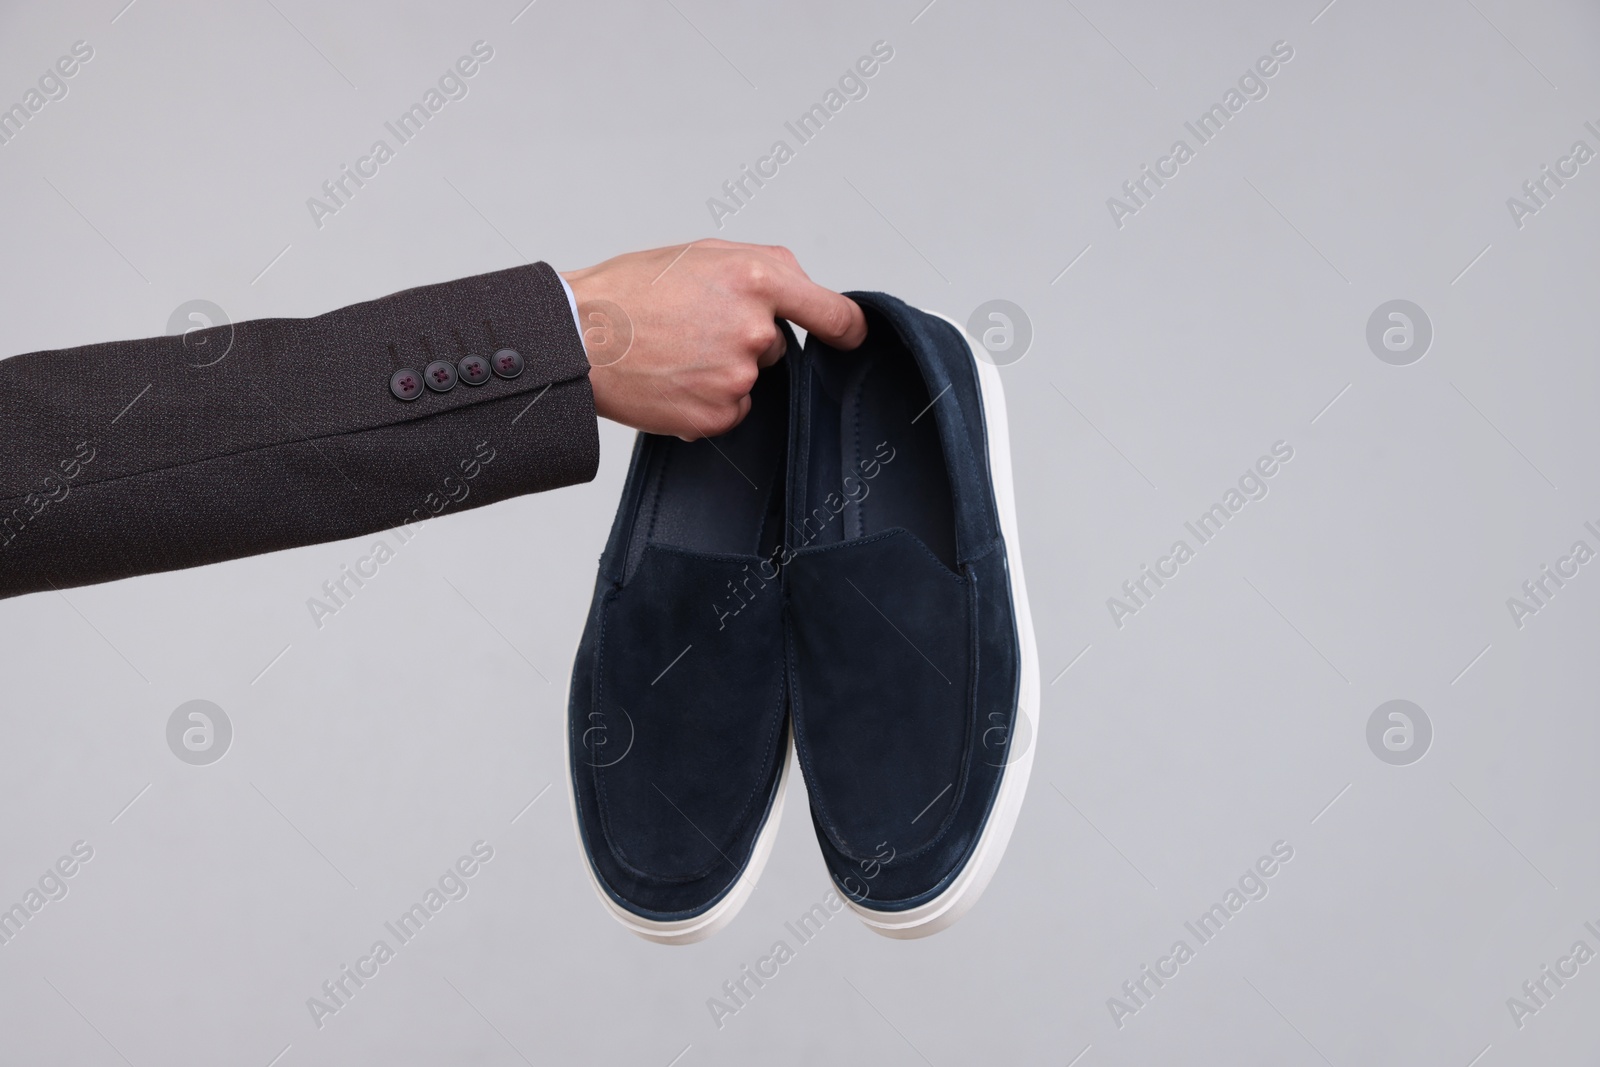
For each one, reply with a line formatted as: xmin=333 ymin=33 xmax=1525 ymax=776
xmin=565 ymin=292 xmax=1038 ymax=943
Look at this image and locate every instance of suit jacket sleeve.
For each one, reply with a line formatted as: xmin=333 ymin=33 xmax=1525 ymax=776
xmin=0 ymin=261 xmax=599 ymax=600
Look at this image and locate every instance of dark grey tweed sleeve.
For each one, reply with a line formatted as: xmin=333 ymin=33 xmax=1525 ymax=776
xmin=0 ymin=261 xmax=599 ymax=600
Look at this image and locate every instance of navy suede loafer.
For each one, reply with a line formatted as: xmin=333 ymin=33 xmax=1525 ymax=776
xmin=566 ymin=335 xmax=795 ymax=944
xmin=785 ymin=294 xmax=1037 ymax=938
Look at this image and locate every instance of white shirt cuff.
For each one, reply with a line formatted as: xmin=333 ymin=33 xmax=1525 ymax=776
xmin=558 ymin=274 xmax=583 ymax=344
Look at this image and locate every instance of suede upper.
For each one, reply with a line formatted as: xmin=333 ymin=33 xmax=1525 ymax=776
xmin=568 ymin=341 xmax=794 ymax=922
xmin=786 ymin=294 xmax=1023 ymax=912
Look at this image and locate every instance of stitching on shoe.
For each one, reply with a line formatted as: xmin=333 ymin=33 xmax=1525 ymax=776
xmin=866 ymin=302 xmax=996 ymax=564
xmin=641 ymin=445 xmax=671 ymax=557
xmin=591 ymin=578 xmax=787 ymax=885
xmin=790 ymin=527 xmax=966 ymax=583
xmin=790 ymin=564 xmax=977 ymax=866
xmin=641 ymin=541 xmax=779 ymax=566
xmin=850 ymin=362 xmax=867 ymax=539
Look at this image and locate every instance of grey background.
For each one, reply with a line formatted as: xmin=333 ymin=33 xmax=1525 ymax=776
xmin=1 ymin=0 xmax=1596 ymax=1063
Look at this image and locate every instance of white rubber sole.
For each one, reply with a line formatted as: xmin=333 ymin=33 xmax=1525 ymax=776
xmin=564 ymin=644 xmax=794 ymax=946
xmin=841 ymin=310 xmax=1040 ymax=940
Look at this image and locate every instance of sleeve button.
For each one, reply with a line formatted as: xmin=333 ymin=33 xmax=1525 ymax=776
xmin=390 ymin=368 xmax=424 ymax=401
xmin=492 ymin=347 xmax=525 ymax=379
xmin=458 ymin=354 xmax=491 ymax=385
xmin=424 ymin=359 xmax=459 ymax=393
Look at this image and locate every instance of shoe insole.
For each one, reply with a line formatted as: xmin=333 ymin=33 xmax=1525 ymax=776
xmin=629 ymin=359 xmax=787 ymax=570
xmin=810 ymin=318 xmax=958 ymax=569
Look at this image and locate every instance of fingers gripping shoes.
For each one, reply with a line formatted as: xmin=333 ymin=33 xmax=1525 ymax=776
xmin=786 ymin=293 xmax=1038 ymax=938
xmin=566 ymin=332 xmax=797 ymax=945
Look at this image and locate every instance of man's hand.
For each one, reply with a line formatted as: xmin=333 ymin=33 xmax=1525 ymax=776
xmin=561 ymin=239 xmax=867 ymax=439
